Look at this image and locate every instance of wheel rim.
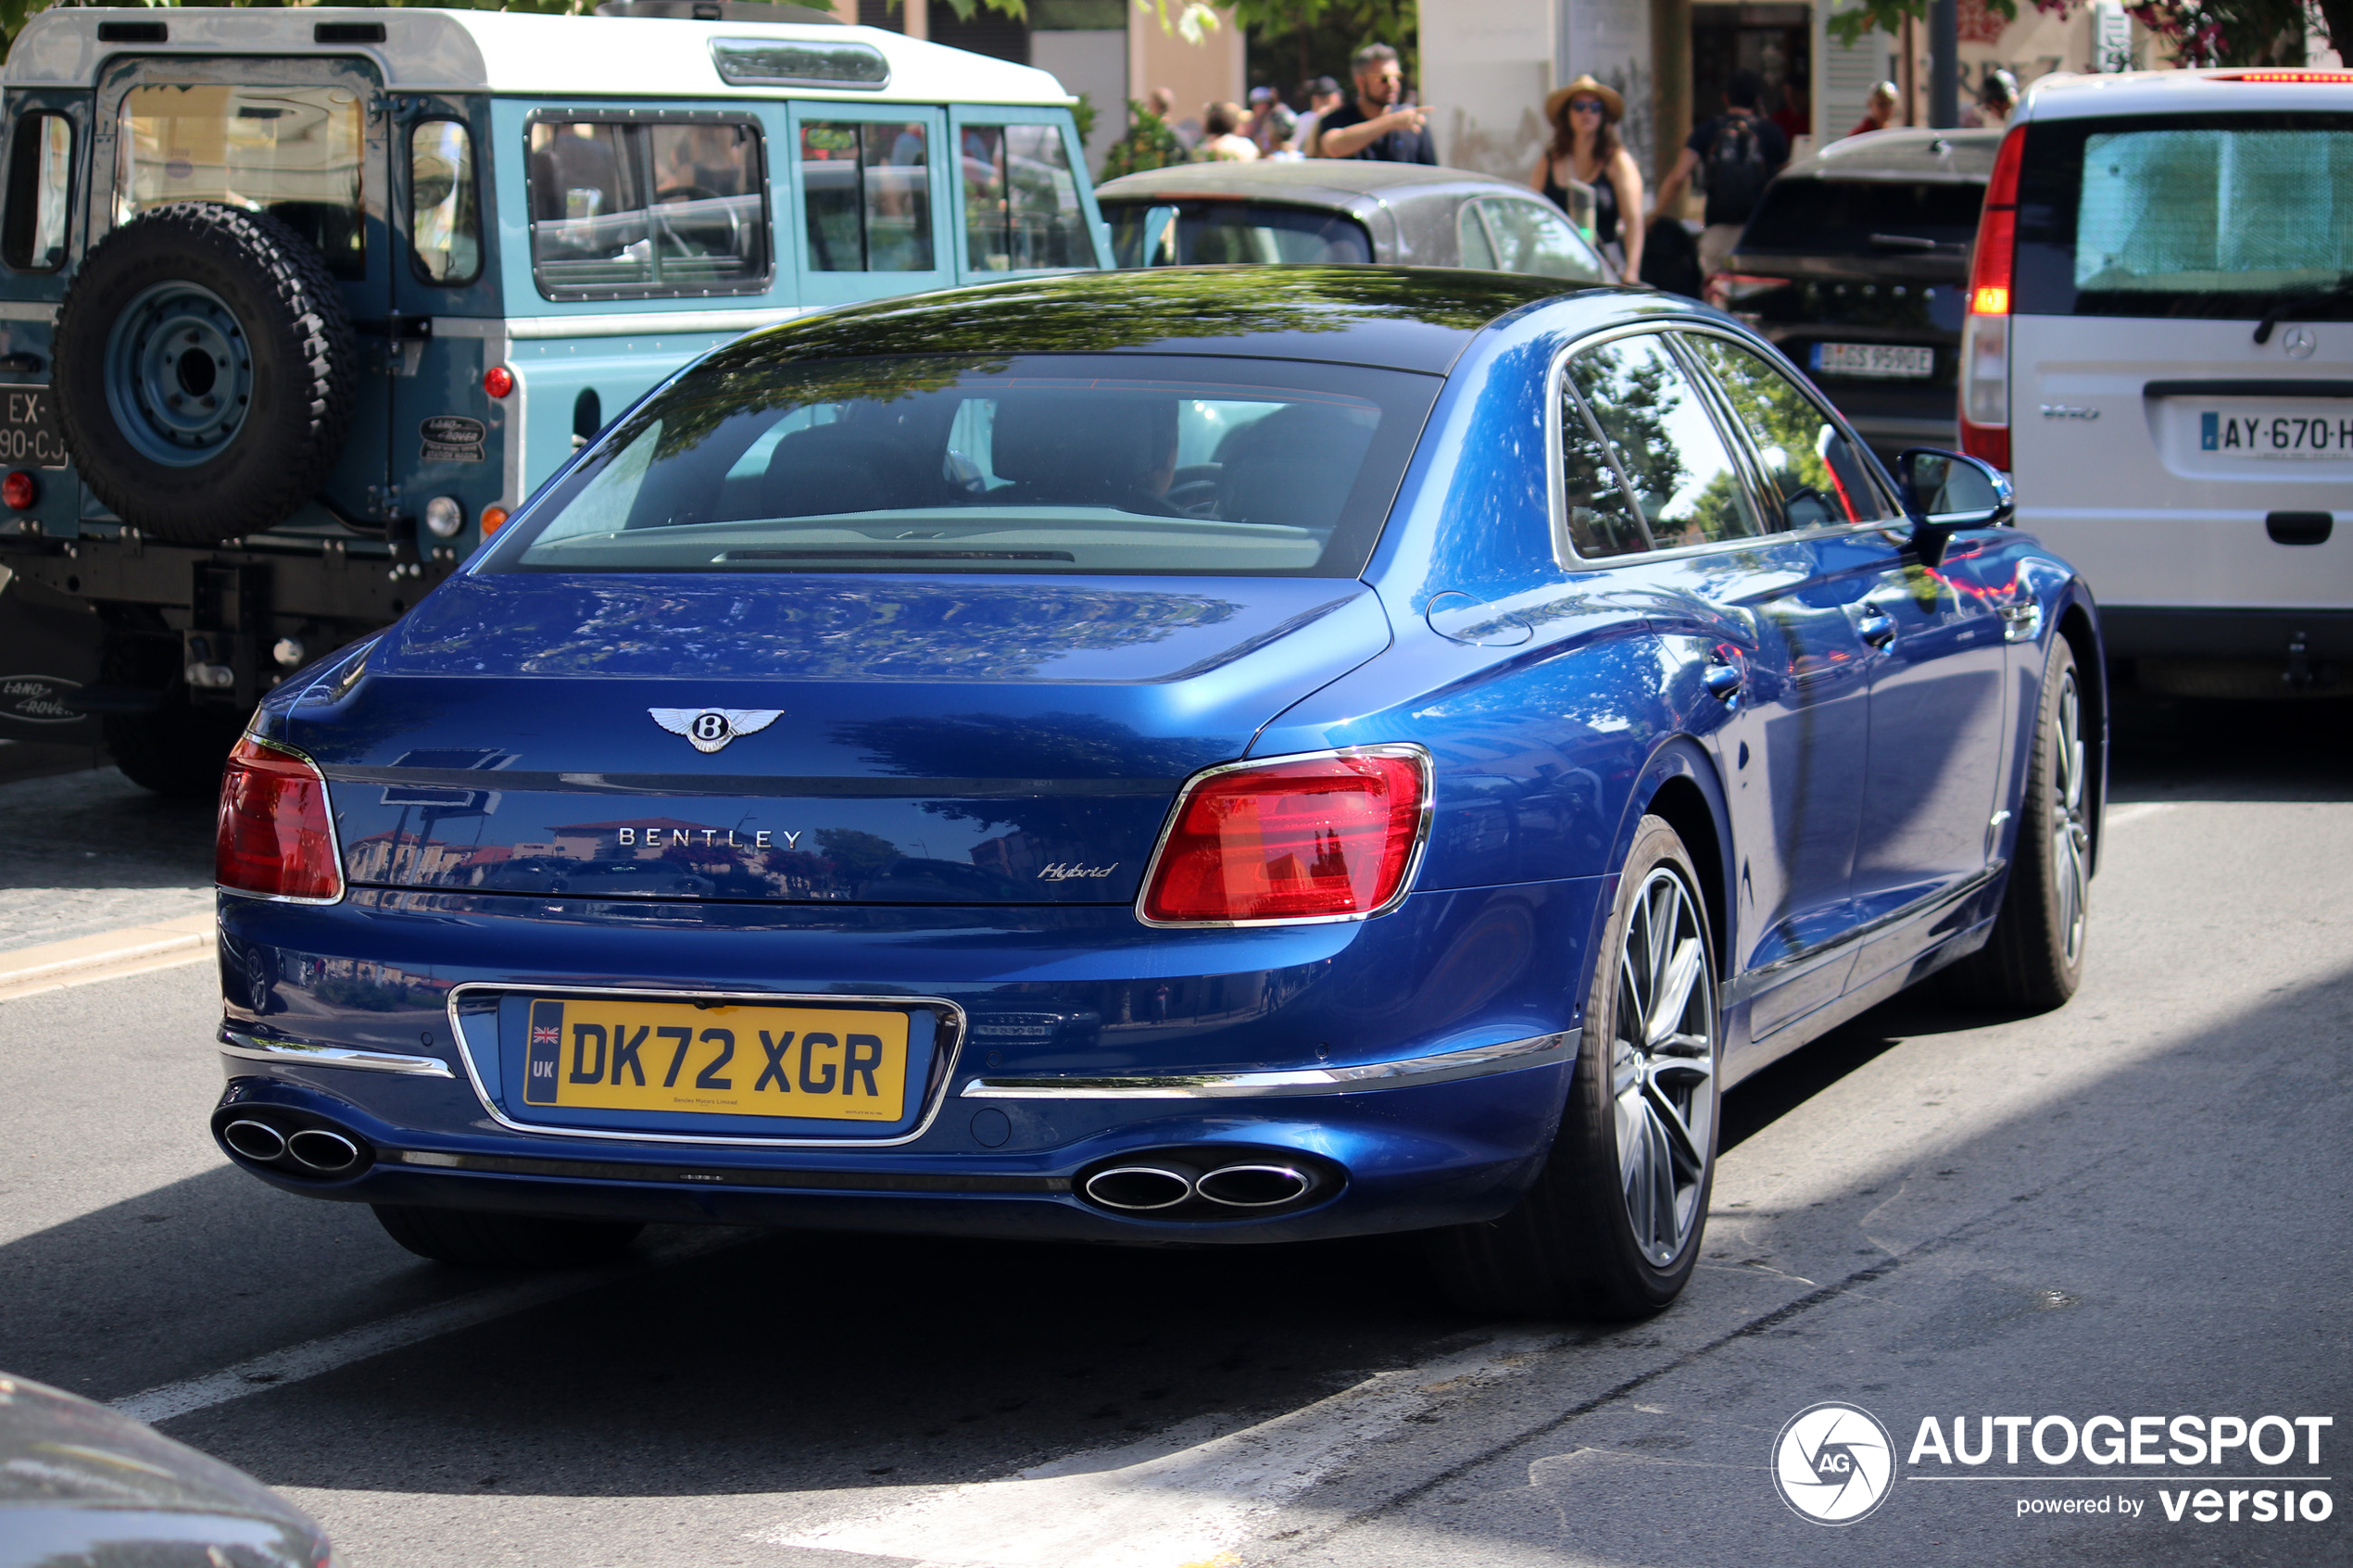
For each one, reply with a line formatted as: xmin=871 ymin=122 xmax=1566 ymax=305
xmin=1611 ymin=866 xmax=1717 ymax=1267
xmin=103 ymin=281 xmax=256 ymax=466
xmin=2050 ymin=670 xmax=2091 ymax=965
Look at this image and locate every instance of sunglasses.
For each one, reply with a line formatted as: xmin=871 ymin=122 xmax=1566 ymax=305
xmin=1567 ymin=98 xmax=1606 ymax=114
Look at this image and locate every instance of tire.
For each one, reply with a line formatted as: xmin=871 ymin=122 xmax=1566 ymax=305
xmin=53 ymin=202 xmax=356 ymax=545
xmin=1428 ymin=815 xmax=1721 ymax=1319
xmin=95 ymin=617 xmax=247 ymax=799
xmin=372 ymin=1204 xmax=645 ymax=1269
xmin=1949 ymin=636 xmax=2091 ymax=1010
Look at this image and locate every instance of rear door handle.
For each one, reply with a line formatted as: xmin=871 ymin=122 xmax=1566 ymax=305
xmin=1702 ymin=664 xmax=1743 ymax=700
xmin=1856 ymin=611 xmax=1896 ymax=646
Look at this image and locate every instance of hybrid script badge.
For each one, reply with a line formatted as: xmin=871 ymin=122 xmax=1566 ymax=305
xmin=1773 ymin=1402 xmax=1896 ymax=1524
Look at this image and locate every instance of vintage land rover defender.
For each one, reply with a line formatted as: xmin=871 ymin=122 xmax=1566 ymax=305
xmin=0 ymin=5 xmax=1104 ymax=792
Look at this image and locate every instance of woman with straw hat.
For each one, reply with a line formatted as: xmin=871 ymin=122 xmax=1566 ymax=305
xmin=1530 ymin=74 xmax=1644 ymax=284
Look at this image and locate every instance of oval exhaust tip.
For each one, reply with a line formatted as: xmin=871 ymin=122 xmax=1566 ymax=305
xmin=221 ymin=1119 xmax=288 ymax=1161
xmin=1082 ymin=1165 xmax=1194 ymax=1211
xmin=285 ymin=1128 xmax=362 ymax=1173
xmin=1194 ymin=1164 xmax=1313 ymax=1208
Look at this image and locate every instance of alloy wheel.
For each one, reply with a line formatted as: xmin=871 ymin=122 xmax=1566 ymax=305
xmin=1610 ymin=867 xmax=1717 ymax=1266
xmin=2051 ymin=671 xmax=2091 ymax=965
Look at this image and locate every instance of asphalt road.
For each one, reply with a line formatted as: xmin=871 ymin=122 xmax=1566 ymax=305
xmin=1 ymin=688 xmax=2347 ymax=1568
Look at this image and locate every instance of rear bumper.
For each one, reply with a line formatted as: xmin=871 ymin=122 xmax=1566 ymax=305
xmin=208 ymin=880 xmax=1604 ymax=1243
xmin=2099 ymin=607 xmax=2353 ymax=661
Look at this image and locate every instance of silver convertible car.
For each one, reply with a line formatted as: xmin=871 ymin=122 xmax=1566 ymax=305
xmin=1096 ymin=159 xmax=1608 ymax=282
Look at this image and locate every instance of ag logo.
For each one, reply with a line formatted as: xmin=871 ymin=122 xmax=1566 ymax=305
xmin=648 ymin=708 xmax=784 ymax=755
xmin=1771 ymin=1402 xmax=1895 ymax=1524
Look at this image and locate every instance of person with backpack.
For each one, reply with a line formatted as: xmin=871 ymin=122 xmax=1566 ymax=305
xmin=1649 ymin=69 xmax=1790 ymax=281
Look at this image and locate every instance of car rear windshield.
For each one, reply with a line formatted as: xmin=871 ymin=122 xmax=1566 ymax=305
xmin=1740 ymin=177 xmax=1985 ymax=256
xmin=1109 ymin=202 xmax=1375 ymax=267
xmin=2017 ymin=112 xmax=2353 ymax=318
xmin=484 ymin=353 xmax=1441 ymax=578
xmin=117 ymin=84 xmax=365 ymax=277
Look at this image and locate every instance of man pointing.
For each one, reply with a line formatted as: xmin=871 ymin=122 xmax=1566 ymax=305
xmin=1313 ymin=43 xmax=1437 ymax=163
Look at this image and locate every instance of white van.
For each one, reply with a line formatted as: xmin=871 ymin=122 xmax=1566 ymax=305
xmin=1961 ymin=69 xmax=2352 ymax=696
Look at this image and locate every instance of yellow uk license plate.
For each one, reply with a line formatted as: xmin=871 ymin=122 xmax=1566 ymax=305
xmin=521 ymin=997 xmax=910 ymax=1123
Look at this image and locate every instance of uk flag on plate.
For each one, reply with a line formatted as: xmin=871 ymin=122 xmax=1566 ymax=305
xmin=525 ymin=1000 xmax=565 ymax=1105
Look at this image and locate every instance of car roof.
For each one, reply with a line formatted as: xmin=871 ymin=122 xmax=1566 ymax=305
xmin=1095 ymin=160 xmax=1532 ymax=208
xmin=2020 ymin=66 xmax=2353 ymax=120
xmin=713 ymin=266 xmax=1592 ymax=376
xmin=1776 ymin=127 xmax=2003 ymax=183
xmin=3 ymin=5 xmax=1070 ymax=104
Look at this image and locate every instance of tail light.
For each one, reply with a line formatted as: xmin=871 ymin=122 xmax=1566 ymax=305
xmin=218 ymin=735 xmax=344 ymax=901
xmin=1138 ymin=747 xmax=1430 ymax=926
xmin=1961 ymin=124 xmax=2026 ymax=470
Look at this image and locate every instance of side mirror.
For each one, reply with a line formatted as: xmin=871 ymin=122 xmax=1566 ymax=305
xmin=1895 ymin=447 xmax=2015 ymax=531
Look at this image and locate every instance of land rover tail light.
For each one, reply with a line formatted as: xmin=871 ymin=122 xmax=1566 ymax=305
xmin=218 ymin=735 xmax=344 ymax=901
xmin=2 ymin=470 xmax=36 ymax=510
xmin=1139 ymin=748 xmax=1430 ymax=926
xmin=1961 ymin=124 xmax=2026 ymax=470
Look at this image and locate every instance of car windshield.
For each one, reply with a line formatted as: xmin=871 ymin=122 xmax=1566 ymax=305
xmin=1109 ymin=203 xmax=1375 ymax=266
xmin=487 ymin=353 xmax=1441 ymax=578
xmin=1739 ymin=178 xmax=1985 ymax=255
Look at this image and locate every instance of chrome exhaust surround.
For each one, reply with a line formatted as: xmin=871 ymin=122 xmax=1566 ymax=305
xmin=1193 ymin=1163 xmax=1313 ymax=1208
xmin=220 ymin=1119 xmax=289 ymax=1161
xmin=286 ymin=1128 xmax=362 ymax=1173
xmin=1081 ymin=1165 xmax=1196 ymax=1211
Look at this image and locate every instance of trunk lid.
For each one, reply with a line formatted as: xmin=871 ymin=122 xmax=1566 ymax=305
xmin=292 ymin=573 xmax=1390 ymax=905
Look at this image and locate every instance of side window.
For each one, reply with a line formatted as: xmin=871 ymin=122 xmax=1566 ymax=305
xmin=802 ymin=120 xmax=933 ymax=271
xmin=1557 ymin=375 xmax=1651 ymax=558
xmin=2 ymin=112 xmax=72 ymax=272
xmin=527 ymin=119 xmax=766 ymax=298
xmin=1682 ymin=333 xmax=1894 ymax=529
xmin=408 ymin=119 xmax=479 ymax=285
xmin=1456 ymin=203 xmax=1496 ymax=270
xmin=1475 ymin=197 xmax=1603 ymax=282
xmin=1567 ymin=334 xmax=1762 ymax=550
xmin=961 ymin=122 xmax=1087 ymax=272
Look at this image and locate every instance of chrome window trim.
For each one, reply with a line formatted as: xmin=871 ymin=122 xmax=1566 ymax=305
xmin=219 ymin=1029 xmax=454 ymax=1078
xmin=440 ymin=981 xmax=967 ymax=1149
xmin=214 ymin=732 xmax=347 ymax=907
xmin=961 ymin=1027 xmax=1575 ymax=1099
xmin=1547 ymin=317 xmax=1909 ymax=571
xmin=1130 ymin=744 xmax=1435 ymax=930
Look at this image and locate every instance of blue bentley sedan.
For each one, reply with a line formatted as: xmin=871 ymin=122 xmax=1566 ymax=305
xmin=210 ymin=269 xmax=2101 ymax=1318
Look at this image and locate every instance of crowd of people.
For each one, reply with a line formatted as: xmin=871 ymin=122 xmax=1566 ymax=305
xmin=1109 ymin=44 xmax=2006 ymax=289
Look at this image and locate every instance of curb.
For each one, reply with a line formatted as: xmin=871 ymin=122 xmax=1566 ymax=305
xmin=0 ymin=909 xmax=216 ymax=1002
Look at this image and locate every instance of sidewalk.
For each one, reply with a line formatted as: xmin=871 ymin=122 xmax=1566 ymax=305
xmin=0 ymin=765 xmax=215 ymax=957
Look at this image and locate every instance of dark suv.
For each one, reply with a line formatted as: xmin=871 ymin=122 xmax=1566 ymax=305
xmin=1713 ymin=129 xmax=1998 ymax=465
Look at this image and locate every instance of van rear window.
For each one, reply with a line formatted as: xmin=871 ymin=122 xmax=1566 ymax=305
xmin=1740 ymin=177 xmax=1985 ymax=257
xmin=2017 ymin=112 xmax=2353 ymax=319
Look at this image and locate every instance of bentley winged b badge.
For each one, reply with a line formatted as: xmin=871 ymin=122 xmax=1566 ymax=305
xmin=648 ymin=708 xmax=784 ymax=755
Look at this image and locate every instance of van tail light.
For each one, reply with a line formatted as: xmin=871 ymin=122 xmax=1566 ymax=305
xmin=1139 ymin=748 xmax=1430 ymax=925
xmin=1961 ymin=124 xmax=2026 ymax=470
xmin=218 ymin=735 xmax=344 ymax=901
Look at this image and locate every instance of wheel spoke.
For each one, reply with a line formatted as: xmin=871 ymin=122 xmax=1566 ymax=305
xmin=1646 ymin=935 xmax=1704 ymax=1048
xmin=1643 ymin=1075 xmax=1707 ymax=1174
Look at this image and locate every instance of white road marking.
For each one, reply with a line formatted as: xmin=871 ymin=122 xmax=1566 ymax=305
xmin=762 ymin=1334 xmax=1551 ymax=1568
xmin=2104 ymin=802 xmax=2175 ymax=828
xmin=111 ymin=1229 xmax=746 ymax=1426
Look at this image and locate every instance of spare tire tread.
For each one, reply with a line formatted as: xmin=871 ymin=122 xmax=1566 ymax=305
xmin=53 ymin=202 xmax=357 ymax=545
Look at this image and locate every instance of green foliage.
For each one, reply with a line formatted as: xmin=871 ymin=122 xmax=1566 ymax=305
xmin=1070 ymin=90 xmax=1097 ymax=145
xmin=1233 ymin=0 xmax=1414 ymax=98
xmin=1100 ymin=99 xmax=1186 ymax=180
xmin=1826 ymin=0 xmax=2345 ymax=63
